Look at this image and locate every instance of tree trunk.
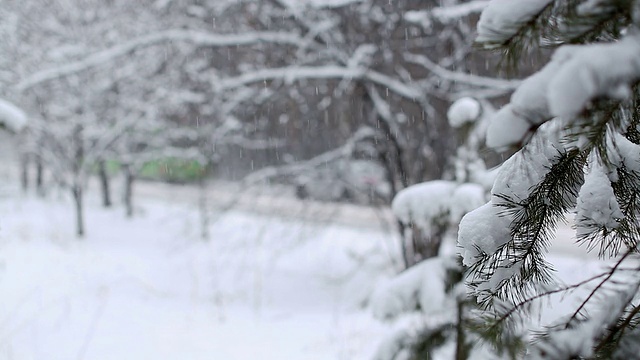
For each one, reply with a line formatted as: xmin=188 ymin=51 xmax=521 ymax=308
xmin=98 ymin=159 xmax=112 ymax=207
xmin=398 ymin=221 xmax=411 ymax=269
xmin=123 ymin=164 xmax=134 ymax=218
xmin=199 ymin=177 xmax=209 ymax=241
xmin=71 ymin=124 xmax=85 ymax=237
xmin=411 ymin=223 xmax=445 ymax=263
xmin=72 ymin=184 xmax=85 ymax=238
xmin=20 ymin=153 xmax=29 ymax=193
xmin=455 ymin=300 xmax=468 ymax=360
xmin=36 ymin=155 xmax=44 ymax=197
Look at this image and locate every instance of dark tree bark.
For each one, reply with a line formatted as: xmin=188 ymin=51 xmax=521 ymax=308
xmin=72 ymin=124 xmax=85 ymax=238
xmin=35 ymin=155 xmax=44 ymax=197
xmin=397 ymin=221 xmax=446 ymax=268
xmin=199 ymin=176 xmax=209 ymax=241
xmin=455 ymin=300 xmax=469 ymax=360
xmin=72 ymin=184 xmax=84 ymax=237
xmin=123 ymin=163 xmax=134 ymax=218
xmin=20 ymin=153 xmax=29 ymax=193
xmin=397 ymin=221 xmax=411 ymax=269
xmin=98 ymin=159 xmax=112 ymax=207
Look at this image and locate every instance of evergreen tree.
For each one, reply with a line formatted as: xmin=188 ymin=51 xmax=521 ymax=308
xmin=459 ymin=0 xmax=640 ymax=358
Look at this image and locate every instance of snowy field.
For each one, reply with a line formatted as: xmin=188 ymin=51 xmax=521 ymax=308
xmin=0 ymin=162 xmax=606 ymax=360
xmin=0 ymin=181 xmax=405 ymax=360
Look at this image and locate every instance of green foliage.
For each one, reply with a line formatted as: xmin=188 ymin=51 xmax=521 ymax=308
xmin=139 ymin=158 xmax=206 ymax=183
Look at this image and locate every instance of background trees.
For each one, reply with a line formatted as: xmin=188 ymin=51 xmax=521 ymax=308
xmin=2 ymin=0 xmax=506 ymax=238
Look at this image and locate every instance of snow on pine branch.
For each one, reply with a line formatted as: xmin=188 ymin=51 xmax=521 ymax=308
xmin=486 ymin=34 xmax=640 ymax=150
xmin=16 ymin=29 xmax=306 ymax=91
xmin=392 ymin=181 xmax=485 ymax=236
xmin=458 ymin=202 xmax=512 ymax=267
xmin=460 ymin=123 xmax=578 ymax=300
xmin=476 ymin=0 xmax=553 ymax=47
xmin=575 ymin=161 xmax=623 ymax=240
xmin=547 ymin=35 xmax=640 ymax=119
xmin=485 ymin=59 xmax=560 ymax=149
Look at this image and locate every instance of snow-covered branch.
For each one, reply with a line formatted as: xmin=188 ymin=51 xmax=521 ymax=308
xmin=218 ymin=66 xmax=423 ymax=101
xmin=243 ymin=127 xmax=375 ymax=184
xmin=16 ymin=29 xmax=306 ymax=91
xmin=405 ymin=0 xmax=489 ymax=25
xmin=0 ymin=98 xmax=27 ymax=132
xmin=404 ymin=53 xmax=520 ymax=91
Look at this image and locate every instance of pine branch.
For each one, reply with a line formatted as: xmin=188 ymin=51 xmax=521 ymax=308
xmin=595 ymin=301 xmax=640 ymax=355
xmin=471 ymin=148 xmax=586 ymax=308
xmin=565 ymin=249 xmax=634 ymax=328
xmin=475 ymin=2 xmax=555 ymax=73
xmin=547 ymin=0 xmax=630 ymax=45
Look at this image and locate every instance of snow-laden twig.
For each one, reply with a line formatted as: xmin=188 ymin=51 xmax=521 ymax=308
xmin=16 ymin=29 xmax=306 ymax=91
xmin=405 ymin=53 xmax=520 ymax=91
xmin=431 ymin=0 xmax=491 ymax=22
xmin=217 ymin=65 xmax=423 ymax=100
xmin=242 ymin=127 xmax=375 ymax=184
xmin=405 ymin=0 xmax=489 ymax=25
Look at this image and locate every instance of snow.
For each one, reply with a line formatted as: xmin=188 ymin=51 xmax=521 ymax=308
xmin=0 ymin=184 xmax=400 ymax=359
xmin=218 ymin=66 xmax=422 ymax=100
xmin=450 ymin=183 xmax=487 ymax=223
xmin=447 ymin=97 xmax=481 ymax=128
xmin=278 ymin=0 xmax=362 ymax=9
xmin=391 ymin=181 xmax=485 ymax=234
xmin=370 ymin=257 xmax=448 ymax=320
xmin=485 ymin=104 xmax=533 ymax=149
xmin=476 ymin=0 xmax=553 ymax=46
xmin=548 ymin=35 xmax=640 ymax=119
xmin=0 ymin=98 xmax=27 ymax=132
xmin=16 ymin=30 xmax=306 ymax=92
xmin=461 ymin=123 xmax=571 ymax=266
xmin=458 ymin=202 xmax=511 ymax=266
xmin=485 ymin=34 xmax=640 ymax=149
xmin=609 ymin=132 xmax=640 ymax=173
xmin=431 ymin=1 xmax=490 ymax=23
xmin=486 ymin=61 xmax=561 ymax=149
xmin=490 ymin=124 xmax=564 ymax=211
xmin=575 ymin=162 xmax=623 ymax=238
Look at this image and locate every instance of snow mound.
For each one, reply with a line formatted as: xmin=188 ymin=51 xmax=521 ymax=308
xmin=447 ymin=97 xmax=481 ymax=128
xmin=392 ymin=181 xmax=485 ymax=234
xmin=458 ymin=202 xmax=511 ymax=266
xmin=0 ymin=99 xmax=27 ymax=132
xmin=370 ymin=257 xmax=449 ymax=320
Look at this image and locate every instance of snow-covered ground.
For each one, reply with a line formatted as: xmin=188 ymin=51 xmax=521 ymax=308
xmin=0 ymin=186 xmax=410 ymax=360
